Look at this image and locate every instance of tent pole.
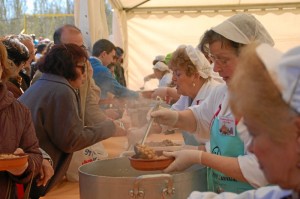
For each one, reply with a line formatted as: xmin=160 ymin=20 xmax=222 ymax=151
xmin=124 ymin=0 xmax=150 ymax=12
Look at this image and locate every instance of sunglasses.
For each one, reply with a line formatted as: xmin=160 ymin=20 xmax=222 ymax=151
xmin=76 ymin=62 xmax=86 ymax=74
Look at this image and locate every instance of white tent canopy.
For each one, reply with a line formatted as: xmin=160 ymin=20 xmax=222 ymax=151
xmin=75 ymin=0 xmax=300 ymax=90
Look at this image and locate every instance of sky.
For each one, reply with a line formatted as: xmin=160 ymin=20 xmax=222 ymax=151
xmin=25 ymin=0 xmax=34 ymax=14
xmin=24 ymin=0 xmax=73 ymax=14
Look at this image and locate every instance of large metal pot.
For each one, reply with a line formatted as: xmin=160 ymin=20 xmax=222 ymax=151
xmin=79 ymin=157 xmax=207 ymax=199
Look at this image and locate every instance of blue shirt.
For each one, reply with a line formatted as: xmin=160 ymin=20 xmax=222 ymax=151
xmin=89 ymin=57 xmax=138 ymax=99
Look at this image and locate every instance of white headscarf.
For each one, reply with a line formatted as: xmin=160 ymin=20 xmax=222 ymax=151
xmin=212 ymin=13 xmax=274 ymax=46
xmin=154 ymin=55 xmax=165 ymax=62
xmin=153 ymin=61 xmax=169 ymax=72
xmin=184 ymin=45 xmax=223 ymax=82
xmin=256 ymin=43 xmax=300 ymax=112
xmin=185 ymin=45 xmax=211 ymax=78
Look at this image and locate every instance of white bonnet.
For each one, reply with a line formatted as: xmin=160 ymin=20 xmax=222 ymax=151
xmin=256 ymin=43 xmax=300 ymax=112
xmin=213 ymin=13 xmax=274 ymax=46
xmin=153 ymin=61 xmax=169 ymax=72
xmin=185 ymin=45 xmax=212 ymax=79
xmin=154 ymin=55 xmax=165 ymax=62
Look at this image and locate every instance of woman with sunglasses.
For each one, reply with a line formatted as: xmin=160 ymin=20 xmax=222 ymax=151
xmin=19 ymin=44 xmax=127 ymax=197
xmin=151 ymin=13 xmax=274 ymax=193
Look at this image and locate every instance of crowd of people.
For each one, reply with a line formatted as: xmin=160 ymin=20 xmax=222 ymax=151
xmin=0 ymin=12 xmax=299 ymax=199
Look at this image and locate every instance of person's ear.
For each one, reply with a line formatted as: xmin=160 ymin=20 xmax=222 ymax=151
xmin=99 ymin=51 xmax=106 ymax=59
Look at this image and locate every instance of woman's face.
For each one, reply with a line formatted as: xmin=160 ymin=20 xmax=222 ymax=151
xmin=245 ymin=116 xmax=300 ymax=190
xmin=68 ymin=61 xmax=87 ymax=89
xmin=172 ymin=69 xmax=196 ymax=96
xmin=209 ymin=41 xmax=238 ymax=83
xmin=8 ymin=59 xmax=25 ymax=76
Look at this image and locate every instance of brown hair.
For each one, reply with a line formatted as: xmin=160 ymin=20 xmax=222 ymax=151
xmin=229 ymin=42 xmax=296 ymax=142
xmin=92 ymin=39 xmax=115 ymax=57
xmin=169 ymin=46 xmax=198 ymax=77
xmin=199 ymin=29 xmax=243 ymax=56
xmin=37 ymin=43 xmax=88 ymax=81
xmin=2 ymin=35 xmax=29 ymax=66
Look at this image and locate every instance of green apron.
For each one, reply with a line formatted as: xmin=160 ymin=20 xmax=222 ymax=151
xmin=207 ymin=106 xmax=254 ymax=193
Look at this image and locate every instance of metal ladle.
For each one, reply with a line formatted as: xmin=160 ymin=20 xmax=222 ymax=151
xmin=134 ymin=98 xmax=161 ymax=155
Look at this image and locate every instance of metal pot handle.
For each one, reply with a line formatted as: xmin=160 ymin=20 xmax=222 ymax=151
xmin=129 ymin=174 xmax=175 ymax=199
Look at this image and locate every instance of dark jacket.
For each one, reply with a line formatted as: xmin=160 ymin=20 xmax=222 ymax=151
xmin=0 ymin=83 xmax=42 ymax=199
xmin=19 ymin=73 xmax=115 ymax=197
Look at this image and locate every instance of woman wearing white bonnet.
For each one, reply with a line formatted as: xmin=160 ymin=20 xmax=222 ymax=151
xmin=169 ymin=45 xmax=223 ymax=146
xmin=143 ymin=54 xmax=166 ymax=82
xmin=152 ymin=61 xmax=172 ymax=87
xmin=151 ymin=13 xmax=274 ymax=194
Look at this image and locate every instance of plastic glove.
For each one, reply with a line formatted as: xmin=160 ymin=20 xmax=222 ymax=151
xmin=7 ymin=148 xmax=28 ymax=176
xmin=150 ymin=109 xmax=179 ymax=127
xmin=163 ymin=150 xmax=202 ymax=173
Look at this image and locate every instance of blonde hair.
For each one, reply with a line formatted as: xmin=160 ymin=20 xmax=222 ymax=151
xmin=229 ymin=42 xmax=296 ymax=142
xmin=169 ymin=47 xmax=198 ymax=77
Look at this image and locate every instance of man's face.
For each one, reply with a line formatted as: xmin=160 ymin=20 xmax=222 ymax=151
xmin=101 ymin=49 xmax=116 ymax=67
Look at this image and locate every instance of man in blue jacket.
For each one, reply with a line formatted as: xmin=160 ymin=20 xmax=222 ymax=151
xmin=89 ymin=39 xmax=139 ymax=99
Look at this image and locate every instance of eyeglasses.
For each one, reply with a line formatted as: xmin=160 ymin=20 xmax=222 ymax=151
xmin=208 ymin=54 xmax=230 ymax=65
xmin=76 ymin=62 xmax=86 ymax=74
